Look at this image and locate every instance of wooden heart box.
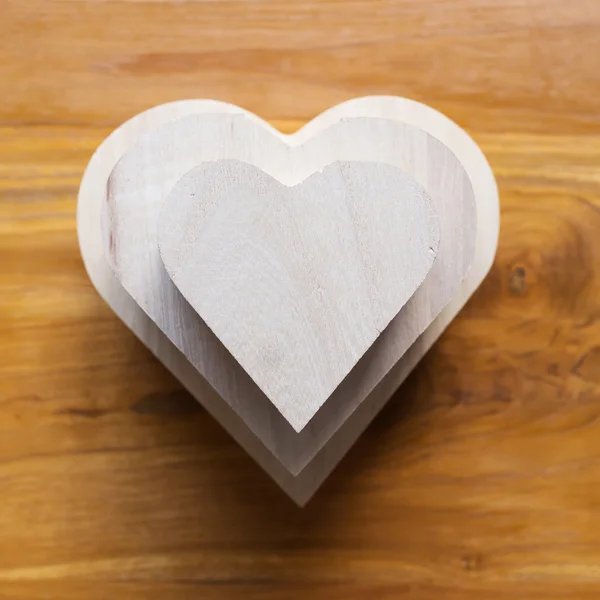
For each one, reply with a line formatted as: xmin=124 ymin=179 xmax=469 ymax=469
xmin=78 ymin=97 xmax=499 ymax=505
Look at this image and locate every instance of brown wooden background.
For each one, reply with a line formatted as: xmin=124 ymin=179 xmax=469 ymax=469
xmin=2 ymin=1 xmax=600 ymax=598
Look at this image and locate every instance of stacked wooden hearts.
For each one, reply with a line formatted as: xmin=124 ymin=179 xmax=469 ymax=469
xmin=78 ymin=97 xmax=499 ymax=505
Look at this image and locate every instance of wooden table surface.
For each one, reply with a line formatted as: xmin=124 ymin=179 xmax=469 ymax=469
xmin=2 ymin=1 xmax=600 ymax=598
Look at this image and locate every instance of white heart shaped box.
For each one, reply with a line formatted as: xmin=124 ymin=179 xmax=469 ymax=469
xmin=78 ymin=97 xmax=499 ymax=505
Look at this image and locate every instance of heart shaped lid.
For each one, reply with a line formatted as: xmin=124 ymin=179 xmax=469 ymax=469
xmin=158 ymin=159 xmax=439 ymax=431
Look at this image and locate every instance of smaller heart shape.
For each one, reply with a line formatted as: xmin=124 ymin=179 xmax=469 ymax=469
xmin=158 ymin=159 xmax=440 ymax=431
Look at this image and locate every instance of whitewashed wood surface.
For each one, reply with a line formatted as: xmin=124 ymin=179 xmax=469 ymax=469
xmin=159 ymin=160 xmax=439 ymax=429
xmin=78 ymin=97 xmax=498 ymax=504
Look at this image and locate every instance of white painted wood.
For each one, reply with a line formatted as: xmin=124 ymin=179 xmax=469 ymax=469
xmin=102 ymin=111 xmax=476 ymax=473
xmin=157 ymin=160 xmax=440 ymax=430
xmin=77 ymin=97 xmax=499 ymax=505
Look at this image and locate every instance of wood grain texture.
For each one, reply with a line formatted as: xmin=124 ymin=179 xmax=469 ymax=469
xmin=158 ymin=159 xmax=439 ymax=430
xmin=3 ymin=1 xmax=600 ymax=599
xmin=2 ymin=0 xmax=600 ymax=134
xmin=99 ymin=101 xmax=482 ymax=477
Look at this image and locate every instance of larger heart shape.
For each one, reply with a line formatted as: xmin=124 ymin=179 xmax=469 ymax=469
xmin=158 ymin=160 xmax=440 ymax=429
xmin=102 ymin=112 xmax=478 ymax=474
xmin=80 ymin=97 xmax=498 ymax=503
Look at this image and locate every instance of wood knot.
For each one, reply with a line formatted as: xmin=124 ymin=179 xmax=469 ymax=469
xmin=509 ymin=265 xmax=527 ymax=296
xmin=461 ymin=552 xmax=484 ymax=571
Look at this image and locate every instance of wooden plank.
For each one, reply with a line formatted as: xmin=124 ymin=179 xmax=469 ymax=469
xmin=2 ymin=123 xmax=600 ymax=597
xmin=2 ymin=1 xmax=600 ymax=132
